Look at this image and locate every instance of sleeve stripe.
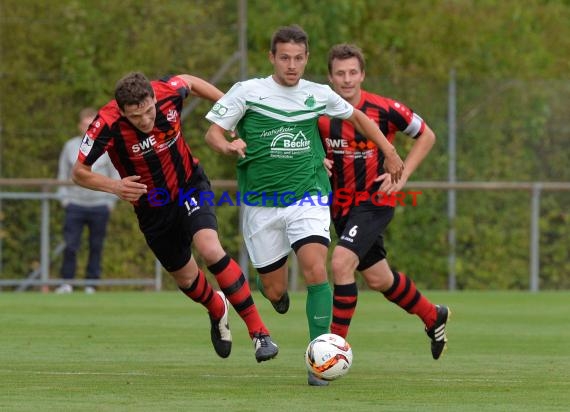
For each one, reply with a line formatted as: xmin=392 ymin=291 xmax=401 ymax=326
xmin=403 ymin=113 xmax=424 ymax=137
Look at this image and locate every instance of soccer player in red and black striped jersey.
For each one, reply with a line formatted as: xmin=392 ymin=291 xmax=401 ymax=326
xmin=72 ymin=72 xmax=278 ymax=362
xmin=318 ymin=44 xmax=451 ymax=359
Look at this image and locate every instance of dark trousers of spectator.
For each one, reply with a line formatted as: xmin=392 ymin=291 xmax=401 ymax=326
xmin=60 ymin=204 xmax=111 ymax=280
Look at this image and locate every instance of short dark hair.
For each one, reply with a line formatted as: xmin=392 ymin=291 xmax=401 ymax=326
xmin=327 ymin=44 xmax=366 ymax=74
xmin=270 ymin=24 xmax=309 ymax=55
xmin=114 ymin=72 xmax=154 ymax=110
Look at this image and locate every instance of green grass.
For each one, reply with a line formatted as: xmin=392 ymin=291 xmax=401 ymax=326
xmin=1 ymin=291 xmax=569 ymax=412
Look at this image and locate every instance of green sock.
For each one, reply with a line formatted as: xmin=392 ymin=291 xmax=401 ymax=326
xmin=306 ymin=281 xmax=332 ymax=341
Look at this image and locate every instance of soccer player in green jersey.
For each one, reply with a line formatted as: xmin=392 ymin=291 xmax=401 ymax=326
xmin=205 ymin=25 xmax=404 ymax=386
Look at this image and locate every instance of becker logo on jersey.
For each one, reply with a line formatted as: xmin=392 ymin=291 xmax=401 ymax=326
xmin=269 ymin=130 xmax=310 ymax=159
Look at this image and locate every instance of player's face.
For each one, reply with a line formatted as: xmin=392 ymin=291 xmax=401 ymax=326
xmin=269 ymin=41 xmax=308 ymax=87
xmin=328 ymin=57 xmax=365 ymax=106
xmin=120 ymin=96 xmax=157 ymax=133
xmin=78 ymin=115 xmax=96 ymax=135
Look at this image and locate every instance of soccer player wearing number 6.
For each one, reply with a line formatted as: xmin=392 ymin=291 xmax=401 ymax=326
xmin=318 ymin=44 xmax=450 ymax=359
xmin=205 ymin=25 xmax=404 ymax=386
xmin=71 ymin=72 xmax=278 ymax=362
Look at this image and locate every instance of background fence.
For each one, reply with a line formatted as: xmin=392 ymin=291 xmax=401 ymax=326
xmin=1 ymin=178 xmax=569 ymax=292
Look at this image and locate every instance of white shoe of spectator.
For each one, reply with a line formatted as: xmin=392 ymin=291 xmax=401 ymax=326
xmin=55 ymin=284 xmax=73 ymax=294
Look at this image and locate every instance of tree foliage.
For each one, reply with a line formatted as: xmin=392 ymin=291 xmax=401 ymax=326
xmin=1 ymin=0 xmax=568 ymax=290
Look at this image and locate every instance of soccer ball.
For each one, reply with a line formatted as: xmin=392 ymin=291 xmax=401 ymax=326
xmin=305 ymin=333 xmax=353 ymax=381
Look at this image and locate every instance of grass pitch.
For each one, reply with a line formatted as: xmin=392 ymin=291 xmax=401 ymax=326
xmin=1 ymin=290 xmax=569 ymax=411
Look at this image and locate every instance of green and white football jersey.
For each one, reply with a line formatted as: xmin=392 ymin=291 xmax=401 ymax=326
xmin=206 ymin=76 xmax=353 ymax=207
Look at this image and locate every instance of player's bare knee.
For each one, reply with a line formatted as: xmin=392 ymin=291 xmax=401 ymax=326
xmin=197 ymin=244 xmax=225 ymax=266
xmin=331 ymin=248 xmax=358 ymax=281
xmin=171 ymin=267 xmax=199 ymax=289
xmin=303 ymin=264 xmax=328 ymax=285
xmin=331 ymin=258 xmax=352 ymax=281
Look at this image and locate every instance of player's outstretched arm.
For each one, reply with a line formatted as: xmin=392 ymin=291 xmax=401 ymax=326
xmin=205 ymin=124 xmax=246 ymax=158
xmin=72 ymin=161 xmax=147 ymax=203
xmin=401 ymin=124 xmax=436 ymax=180
xmin=177 ymin=74 xmax=224 ymax=102
xmin=376 ymin=124 xmax=437 ymax=194
xmin=348 ymin=109 xmax=404 ymax=182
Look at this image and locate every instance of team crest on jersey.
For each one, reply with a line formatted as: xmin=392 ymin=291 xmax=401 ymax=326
xmin=304 ymin=95 xmax=316 ymax=108
xmin=166 ymin=109 xmax=177 ymax=122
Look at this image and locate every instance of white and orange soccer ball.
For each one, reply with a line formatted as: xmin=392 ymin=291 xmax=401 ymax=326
xmin=305 ymin=333 xmax=353 ymax=381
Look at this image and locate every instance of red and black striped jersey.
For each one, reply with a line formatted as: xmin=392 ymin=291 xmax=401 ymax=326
xmin=318 ymin=90 xmax=425 ymax=218
xmin=78 ymin=75 xmax=197 ymax=208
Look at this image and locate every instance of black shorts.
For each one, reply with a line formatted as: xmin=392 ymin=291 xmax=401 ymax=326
xmin=135 ymin=165 xmax=218 ymax=272
xmin=333 ymin=201 xmax=395 ymax=271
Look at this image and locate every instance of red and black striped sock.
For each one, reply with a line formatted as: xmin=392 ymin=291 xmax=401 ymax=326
xmin=208 ymin=255 xmax=268 ymax=338
xmin=331 ymin=282 xmax=358 ymax=339
xmin=179 ymin=270 xmax=224 ymax=319
xmin=383 ymin=271 xmax=437 ymax=328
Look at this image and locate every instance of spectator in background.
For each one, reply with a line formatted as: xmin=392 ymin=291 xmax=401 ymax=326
xmin=56 ymin=107 xmax=119 ymax=294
